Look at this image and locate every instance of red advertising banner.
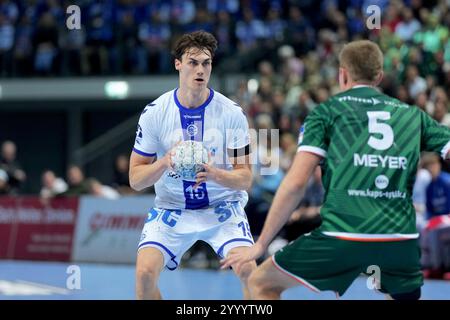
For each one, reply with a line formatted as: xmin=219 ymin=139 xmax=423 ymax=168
xmin=0 ymin=197 xmax=16 ymax=259
xmin=0 ymin=197 xmax=78 ymax=261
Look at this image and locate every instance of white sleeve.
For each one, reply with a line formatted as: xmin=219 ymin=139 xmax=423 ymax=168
xmin=227 ymin=109 xmax=250 ymax=150
xmin=133 ymin=105 xmax=158 ymax=157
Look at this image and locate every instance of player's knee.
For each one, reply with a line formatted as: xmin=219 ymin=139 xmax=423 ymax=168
xmin=136 ymin=265 xmax=160 ymax=285
xmin=248 ymin=268 xmax=277 ymax=295
xmin=390 ymin=287 xmax=421 ymax=300
xmin=235 ymin=261 xmax=256 ymax=283
xmin=247 ymin=269 xmax=261 ymax=291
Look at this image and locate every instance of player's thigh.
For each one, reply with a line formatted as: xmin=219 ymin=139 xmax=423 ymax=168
xmin=376 ymin=239 xmax=423 ymax=297
xmin=138 ymin=208 xmax=197 ymax=270
xmin=273 ymin=231 xmax=363 ymax=295
xmin=249 ymin=257 xmax=299 ymax=292
xmin=206 ymin=203 xmax=255 ymax=259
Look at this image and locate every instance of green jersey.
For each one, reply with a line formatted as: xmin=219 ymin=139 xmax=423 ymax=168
xmin=299 ymin=86 xmax=450 ymax=240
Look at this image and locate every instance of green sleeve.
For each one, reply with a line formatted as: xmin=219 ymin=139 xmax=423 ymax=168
xmin=297 ymin=104 xmax=330 ymax=157
xmin=420 ymin=109 xmax=450 ymax=158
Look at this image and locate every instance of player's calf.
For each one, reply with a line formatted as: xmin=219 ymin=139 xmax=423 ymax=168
xmin=248 ymin=266 xmax=283 ymax=300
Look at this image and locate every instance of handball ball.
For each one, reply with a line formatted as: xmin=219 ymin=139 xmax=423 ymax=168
xmin=171 ymin=140 xmax=209 ymax=180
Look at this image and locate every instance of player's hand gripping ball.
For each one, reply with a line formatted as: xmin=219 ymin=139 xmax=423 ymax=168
xmin=171 ymin=140 xmax=209 ymax=181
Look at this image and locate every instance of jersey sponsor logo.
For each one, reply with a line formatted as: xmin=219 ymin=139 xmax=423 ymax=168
xmin=135 ymin=124 xmax=143 ymax=144
xmin=298 ymin=124 xmax=305 ymax=145
xmin=209 ymin=146 xmax=217 ymax=157
xmin=183 ymin=114 xmax=202 ymax=119
xmin=353 ymin=153 xmax=407 ymax=170
xmin=337 ymin=96 xmax=408 ymax=108
xmin=168 ymin=171 xmax=181 ymax=179
xmin=348 ymin=189 xmax=406 ymax=199
xmin=187 ymin=124 xmax=198 ymax=137
xmin=371 ymin=98 xmax=381 ymax=105
xmin=338 ymin=96 xmax=377 ymax=104
xmin=375 ymin=175 xmax=389 ymax=189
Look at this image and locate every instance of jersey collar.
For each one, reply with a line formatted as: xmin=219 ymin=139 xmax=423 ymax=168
xmin=174 ymin=88 xmax=214 ymax=113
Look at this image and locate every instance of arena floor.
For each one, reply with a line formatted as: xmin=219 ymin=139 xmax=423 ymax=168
xmin=0 ymin=260 xmax=449 ymax=300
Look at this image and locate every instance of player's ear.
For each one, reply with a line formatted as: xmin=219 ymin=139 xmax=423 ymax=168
xmin=175 ymin=59 xmax=182 ymax=71
xmin=374 ymin=71 xmax=384 ymax=86
xmin=339 ymin=67 xmax=347 ymax=89
xmin=342 ymin=68 xmax=348 ymax=85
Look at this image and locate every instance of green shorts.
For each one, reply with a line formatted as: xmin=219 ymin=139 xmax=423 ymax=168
xmin=273 ymin=230 xmax=423 ymax=297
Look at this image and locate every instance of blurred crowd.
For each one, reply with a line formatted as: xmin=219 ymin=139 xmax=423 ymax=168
xmin=0 ymin=0 xmax=448 ymax=80
xmin=0 ymin=139 xmax=138 ymax=198
xmin=1 ymin=0 xmax=450 ymax=274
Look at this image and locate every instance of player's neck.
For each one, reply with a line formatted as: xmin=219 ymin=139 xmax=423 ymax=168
xmin=343 ymin=82 xmax=374 ymax=91
xmin=352 ymin=83 xmax=373 ymax=88
xmin=177 ymin=87 xmax=210 ymax=109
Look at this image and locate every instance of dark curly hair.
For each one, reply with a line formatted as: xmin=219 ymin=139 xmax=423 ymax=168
xmin=172 ymin=30 xmax=218 ymax=61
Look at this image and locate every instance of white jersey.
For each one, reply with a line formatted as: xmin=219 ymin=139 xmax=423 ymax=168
xmin=133 ymin=88 xmax=250 ymax=210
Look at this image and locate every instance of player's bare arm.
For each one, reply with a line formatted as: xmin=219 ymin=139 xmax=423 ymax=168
xmin=194 ymin=153 xmax=252 ymax=190
xmin=129 ymin=149 xmax=174 ymax=191
xmin=221 ymin=151 xmax=321 ymax=269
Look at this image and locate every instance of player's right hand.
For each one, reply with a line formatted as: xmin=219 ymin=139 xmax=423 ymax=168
xmin=219 ymin=242 xmax=265 ymax=272
xmin=165 ymin=140 xmax=182 ymax=170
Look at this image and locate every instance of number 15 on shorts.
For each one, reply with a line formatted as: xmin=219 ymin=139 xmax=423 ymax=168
xmin=238 ymin=221 xmax=251 ymax=238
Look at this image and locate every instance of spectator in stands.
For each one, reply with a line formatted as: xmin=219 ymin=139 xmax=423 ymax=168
xmin=405 ymin=65 xmax=427 ymax=99
xmin=213 ymin=10 xmax=235 ymax=66
xmin=60 ymin=164 xmax=89 ymax=196
xmin=0 ymin=168 xmax=10 ymax=194
xmin=395 ymin=8 xmax=421 ymax=42
xmin=136 ymin=10 xmax=172 ymax=74
xmin=116 ymin=9 xmax=139 ymax=74
xmin=420 ymin=152 xmax=450 ymax=279
xmin=87 ymin=178 xmax=120 ymax=200
xmin=12 ymin=15 xmax=33 ymax=76
xmin=113 ymin=154 xmax=134 ymax=194
xmin=412 ymin=157 xmax=432 ymax=229
xmin=0 ymin=140 xmax=26 ymax=194
xmin=40 ymin=169 xmax=68 ymax=199
xmin=432 ymin=99 xmax=450 ymax=128
xmin=424 ymin=153 xmax=450 ymax=220
xmin=84 ymin=0 xmax=115 ymax=75
xmin=33 ymin=11 xmax=59 ymax=75
xmin=0 ymin=0 xmax=18 ymax=77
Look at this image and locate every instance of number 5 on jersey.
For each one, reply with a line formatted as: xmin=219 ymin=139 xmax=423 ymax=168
xmin=367 ymin=111 xmax=394 ymax=150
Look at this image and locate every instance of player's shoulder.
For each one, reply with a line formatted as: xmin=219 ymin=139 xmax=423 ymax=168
xmin=212 ymin=90 xmax=247 ymax=117
xmin=140 ymin=90 xmax=175 ymax=117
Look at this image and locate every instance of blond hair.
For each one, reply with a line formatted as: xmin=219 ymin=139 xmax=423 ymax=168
xmin=339 ymin=40 xmax=383 ymax=83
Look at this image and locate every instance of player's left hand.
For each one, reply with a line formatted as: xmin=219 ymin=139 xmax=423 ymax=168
xmin=193 ymin=156 xmax=217 ymax=189
xmin=219 ymin=242 xmax=265 ymax=272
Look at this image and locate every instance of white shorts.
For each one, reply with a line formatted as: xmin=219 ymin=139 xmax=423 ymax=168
xmin=137 ymin=201 xmax=254 ymax=270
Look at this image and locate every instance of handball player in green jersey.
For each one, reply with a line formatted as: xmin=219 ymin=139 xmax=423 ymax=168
xmin=221 ymin=40 xmax=450 ymax=300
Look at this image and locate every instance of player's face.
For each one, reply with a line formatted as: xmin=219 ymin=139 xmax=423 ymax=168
xmin=175 ymin=48 xmax=212 ymax=92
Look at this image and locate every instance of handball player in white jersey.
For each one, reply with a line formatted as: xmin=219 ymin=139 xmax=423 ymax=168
xmin=129 ymin=31 xmax=256 ymax=300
